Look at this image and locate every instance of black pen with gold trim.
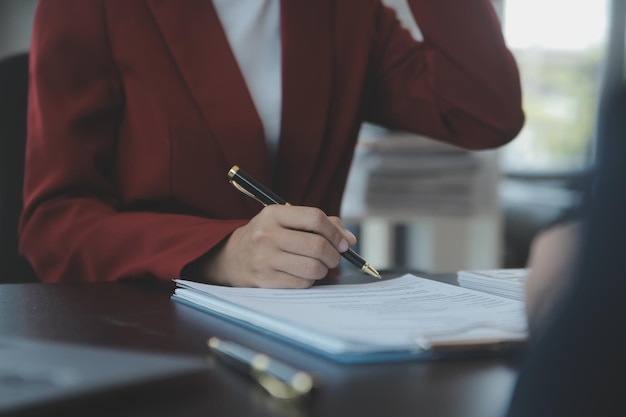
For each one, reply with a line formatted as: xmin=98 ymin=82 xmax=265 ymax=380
xmin=208 ymin=337 xmax=315 ymax=400
xmin=228 ymin=165 xmax=381 ymax=279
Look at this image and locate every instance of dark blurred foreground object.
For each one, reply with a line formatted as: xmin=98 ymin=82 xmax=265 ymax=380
xmin=0 ymin=52 xmax=38 ymax=283
xmin=506 ymin=83 xmax=626 ymax=416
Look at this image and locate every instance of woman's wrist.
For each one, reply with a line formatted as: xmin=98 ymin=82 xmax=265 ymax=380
xmin=181 ymin=232 xmax=238 ymax=285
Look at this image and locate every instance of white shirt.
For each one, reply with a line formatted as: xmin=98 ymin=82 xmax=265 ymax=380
xmin=212 ymin=0 xmax=282 ymax=162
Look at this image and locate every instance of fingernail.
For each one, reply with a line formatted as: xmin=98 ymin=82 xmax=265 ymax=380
xmin=339 ymin=239 xmax=349 ymax=252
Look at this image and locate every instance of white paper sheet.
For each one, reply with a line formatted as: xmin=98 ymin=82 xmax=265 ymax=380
xmin=173 ymin=274 xmax=528 ymax=356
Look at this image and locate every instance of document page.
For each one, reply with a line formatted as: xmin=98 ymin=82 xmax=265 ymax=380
xmin=174 ymin=274 xmax=527 ymax=357
xmin=457 ymin=268 xmax=528 ymax=300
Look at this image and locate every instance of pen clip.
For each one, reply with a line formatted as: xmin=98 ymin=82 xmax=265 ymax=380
xmin=230 ymin=180 xmax=268 ymax=207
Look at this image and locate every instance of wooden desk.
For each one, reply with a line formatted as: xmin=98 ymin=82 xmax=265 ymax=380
xmin=0 ymin=275 xmax=521 ymax=417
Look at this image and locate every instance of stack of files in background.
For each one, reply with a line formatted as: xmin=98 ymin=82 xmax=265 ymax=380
xmin=457 ymin=269 xmax=529 ymax=301
xmin=359 ymin=132 xmax=481 ymax=214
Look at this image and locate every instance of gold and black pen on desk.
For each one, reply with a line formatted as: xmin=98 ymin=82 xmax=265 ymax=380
xmin=208 ymin=337 xmax=316 ymax=400
xmin=227 ymin=165 xmax=381 ymax=279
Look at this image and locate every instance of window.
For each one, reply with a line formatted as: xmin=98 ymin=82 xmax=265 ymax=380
xmin=500 ymin=0 xmax=610 ymax=172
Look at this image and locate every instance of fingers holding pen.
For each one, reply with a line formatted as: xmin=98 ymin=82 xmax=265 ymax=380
xmin=205 ymin=205 xmax=355 ymax=288
xmin=327 ymin=216 xmax=357 ymax=248
xmin=243 ymin=205 xmax=354 ymax=283
xmin=273 ymin=206 xmax=355 ymax=254
xmin=222 ymin=167 xmax=374 ymax=285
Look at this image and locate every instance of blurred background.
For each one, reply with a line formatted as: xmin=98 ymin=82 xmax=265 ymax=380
xmin=0 ymin=0 xmax=37 ymax=57
xmin=0 ymin=0 xmax=621 ymax=277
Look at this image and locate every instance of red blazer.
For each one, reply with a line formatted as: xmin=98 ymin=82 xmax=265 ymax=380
xmin=20 ymin=0 xmax=524 ymax=283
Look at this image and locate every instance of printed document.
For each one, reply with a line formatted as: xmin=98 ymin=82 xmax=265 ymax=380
xmin=173 ymin=274 xmax=527 ymax=361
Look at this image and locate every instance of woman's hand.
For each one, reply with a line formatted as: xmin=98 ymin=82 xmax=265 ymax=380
xmin=201 ymin=205 xmax=357 ymax=288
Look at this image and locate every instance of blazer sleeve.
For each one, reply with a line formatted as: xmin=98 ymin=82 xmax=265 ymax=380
xmin=365 ymin=0 xmax=524 ymax=149
xmin=19 ymin=0 xmax=246 ymax=283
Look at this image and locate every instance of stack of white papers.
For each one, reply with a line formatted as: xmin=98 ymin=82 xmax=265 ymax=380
xmin=172 ymin=274 xmax=528 ymax=363
xmin=457 ymin=269 xmax=529 ymax=301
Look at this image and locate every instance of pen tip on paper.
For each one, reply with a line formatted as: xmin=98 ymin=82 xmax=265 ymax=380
xmin=363 ymin=263 xmax=381 ymax=279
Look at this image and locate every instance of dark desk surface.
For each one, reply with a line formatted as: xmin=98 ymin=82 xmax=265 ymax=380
xmin=0 ymin=273 xmax=521 ymax=417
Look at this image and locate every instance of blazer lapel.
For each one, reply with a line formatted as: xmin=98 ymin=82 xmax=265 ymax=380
xmin=275 ymin=0 xmax=333 ymax=204
xmin=145 ymin=0 xmax=272 ymax=190
xmin=146 ymin=0 xmax=334 ymax=205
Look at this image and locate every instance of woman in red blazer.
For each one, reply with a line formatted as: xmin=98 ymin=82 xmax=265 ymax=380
xmin=20 ymin=0 xmax=524 ymax=286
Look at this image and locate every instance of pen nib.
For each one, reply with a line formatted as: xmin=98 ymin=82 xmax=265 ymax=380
xmin=362 ymin=263 xmax=381 ymax=279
